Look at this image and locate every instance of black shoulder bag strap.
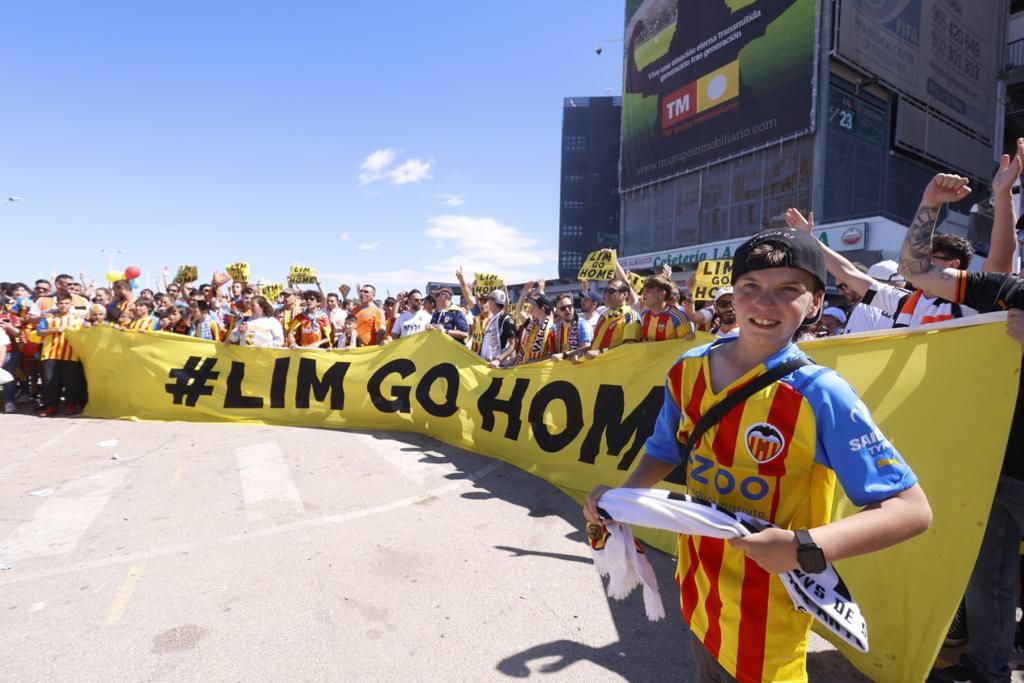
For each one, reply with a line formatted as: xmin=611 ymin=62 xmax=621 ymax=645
xmin=664 ymin=355 xmax=815 ymax=485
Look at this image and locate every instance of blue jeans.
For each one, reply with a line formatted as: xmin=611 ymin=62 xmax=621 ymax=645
xmin=2 ymin=348 xmax=20 ymax=403
xmin=966 ymin=475 xmax=1024 ymax=682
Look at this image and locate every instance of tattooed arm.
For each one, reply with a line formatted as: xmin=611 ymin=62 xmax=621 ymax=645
xmin=897 ymin=174 xmax=972 ymax=300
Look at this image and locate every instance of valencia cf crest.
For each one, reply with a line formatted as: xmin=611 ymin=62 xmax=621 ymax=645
xmin=744 ymin=423 xmax=785 ymax=464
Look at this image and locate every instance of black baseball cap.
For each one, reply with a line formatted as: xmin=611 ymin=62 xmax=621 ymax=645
xmin=732 ymin=228 xmax=827 ymax=290
xmin=531 ymin=294 xmax=553 ymax=311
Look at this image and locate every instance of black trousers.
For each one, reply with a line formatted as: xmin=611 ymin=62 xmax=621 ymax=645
xmin=690 ymin=632 xmax=740 ymax=683
xmin=42 ymin=359 xmax=86 ymax=408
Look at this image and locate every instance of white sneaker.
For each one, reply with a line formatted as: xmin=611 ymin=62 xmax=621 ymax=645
xmin=3 ymin=401 xmax=16 ymax=413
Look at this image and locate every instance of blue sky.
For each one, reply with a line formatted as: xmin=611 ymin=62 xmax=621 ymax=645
xmin=3 ymin=1 xmax=625 ymax=295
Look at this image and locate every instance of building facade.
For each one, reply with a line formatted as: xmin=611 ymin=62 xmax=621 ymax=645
xmin=557 ymin=96 xmax=622 ymax=280
xmin=617 ymin=0 xmax=1012 ymax=276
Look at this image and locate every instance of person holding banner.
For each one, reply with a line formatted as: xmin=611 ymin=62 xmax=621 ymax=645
xmin=352 ymin=284 xmax=384 ymax=346
xmin=478 ymin=290 xmax=517 ymax=368
xmin=585 ymin=226 xmax=932 ymax=683
xmin=188 ymin=300 xmax=222 ymax=341
xmin=288 ymin=291 xmax=333 ymax=349
xmin=226 ymin=296 xmax=283 ymax=348
xmin=124 ymin=299 xmax=157 ymax=332
xmin=383 ymin=290 xmax=431 ymax=344
xmin=896 ymin=169 xmax=1024 ymax=683
xmin=550 ymin=292 xmax=593 ymax=362
xmin=638 ymin=274 xmax=694 ymax=342
xmin=580 ymin=280 xmax=641 ymax=361
xmin=428 ymin=288 xmax=469 ymax=342
xmin=518 ymin=294 xmax=556 ymax=365
xmin=276 ymin=288 xmax=303 ymax=336
xmin=34 ymin=292 xmax=88 ymax=417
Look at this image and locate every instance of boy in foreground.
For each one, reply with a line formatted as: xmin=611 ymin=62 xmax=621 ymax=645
xmin=584 ymin=227 xmax=932 ymax=683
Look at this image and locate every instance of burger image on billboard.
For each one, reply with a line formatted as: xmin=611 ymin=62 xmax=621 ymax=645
xmin=842 ymin=227 xmax=863 ymax=246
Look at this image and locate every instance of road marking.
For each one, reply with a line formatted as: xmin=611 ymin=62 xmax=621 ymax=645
xmin=104 ymin=563 xmax=144 ymax=626
xmin=0 ymin=421 xmax=85 ymax=480
xmin=346 ymin=432 xmax=454 ymax=484
xmin=235 ymin=442 xmax=305 ymax=521
xmin=0 ymin=467 xmax=127 ymax=562
xmin=0 ymin=460 xmax=502 ymax=586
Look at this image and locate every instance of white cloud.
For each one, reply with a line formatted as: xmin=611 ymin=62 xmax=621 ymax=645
xmin=340 ymin=232 xmax=350 ymax=241
xmin=358 ymin=242 xmax=379 ymax=251
xmin=389 ymin=158 xmax=432 ymax=185
xmin=320 ymin=214 xmax=556 ymax=295
xmin=435 ymin=193 xmax=464 ymax=207
xmin=358 ymin=148 xmax=397 ymax=185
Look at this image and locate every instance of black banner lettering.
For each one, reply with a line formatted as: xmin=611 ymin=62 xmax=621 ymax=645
xmin=528 ymin=381 xmax=584 ymax=453
xmin=295 ymin=358 xmax=349 ymax=410
xmin=579 ymin=384 xmax=662 ymax=469
xmin=270 ymin=357 xmax=290 ymax=408
xmin=224 ymin=361 xmax=265 ymax=409
xmin=477 ymin=376 xmax=530 ymax=440
xmin=368 ymin=359 xmax=416 ymax=413
xmin=414 ymin=363 xmax=460 ymax=418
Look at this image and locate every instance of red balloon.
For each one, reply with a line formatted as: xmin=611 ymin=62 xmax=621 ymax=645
xmin=124 ymin=266 xmax=141 ymax=280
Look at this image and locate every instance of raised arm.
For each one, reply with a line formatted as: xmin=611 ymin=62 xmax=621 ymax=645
xmin=984 ymin=137 xmax=1024 ymax=274
xmin=455 ymin=267 xmax=476 ymax=309
xmin=897 ymin=174 xmax=972 ymax=300
xmin=515 ymin=280 xmax=534 ymax=323
xmin=611 ymin=251 xmax=640 ymax=306
xmin=785 ymin=208 xmax=876 ymax=297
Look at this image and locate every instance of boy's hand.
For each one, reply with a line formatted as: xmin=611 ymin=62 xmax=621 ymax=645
xmin=729 ymin=528 xmax=800 ymax=574
xmin=921 ymin=173 xmax=971 ymax=207
xmin=583 ymin=485 xmax=613 ymax=525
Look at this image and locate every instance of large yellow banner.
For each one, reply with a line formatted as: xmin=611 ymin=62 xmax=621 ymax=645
xmin=69 ymin=317 xmax=1018 ymax=683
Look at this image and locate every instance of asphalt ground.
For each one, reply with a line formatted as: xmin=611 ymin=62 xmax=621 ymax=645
xmin=0 ymin=413 xmax=874 ymax=682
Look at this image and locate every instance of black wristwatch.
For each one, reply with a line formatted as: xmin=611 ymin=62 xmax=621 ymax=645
xmin=795 ymin=529 xmax=826 ymax=574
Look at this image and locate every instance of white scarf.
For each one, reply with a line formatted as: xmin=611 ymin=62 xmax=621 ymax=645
xmin=589 ymin=488 xmax=869 ymax=653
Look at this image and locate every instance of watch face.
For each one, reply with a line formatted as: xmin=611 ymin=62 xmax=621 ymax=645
xmin=798 ymin=546 xmax=827 ymax=574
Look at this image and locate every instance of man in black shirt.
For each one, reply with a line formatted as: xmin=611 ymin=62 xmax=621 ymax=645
xmin=899 ymin=171 xmax=1024 ymax=682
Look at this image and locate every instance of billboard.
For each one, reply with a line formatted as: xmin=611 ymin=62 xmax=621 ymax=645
xmin=836 ymin=0 xmax=1000 ymax=143
xmin=620 ymin=0 xmax=818 ymax=191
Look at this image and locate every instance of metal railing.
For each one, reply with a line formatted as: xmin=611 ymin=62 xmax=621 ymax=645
xmin=1008 ymin=38 xmax=1024 ymax=70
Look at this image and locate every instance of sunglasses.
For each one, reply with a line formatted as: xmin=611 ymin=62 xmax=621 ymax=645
xmin=556 ymin=304 xmax=573 ymax=311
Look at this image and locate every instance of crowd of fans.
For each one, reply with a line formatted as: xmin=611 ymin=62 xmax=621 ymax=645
xmin=0 ymin=159 xmax=1010 ymax=421
xmin=3 ymin=143 xmax=1024 ymax=678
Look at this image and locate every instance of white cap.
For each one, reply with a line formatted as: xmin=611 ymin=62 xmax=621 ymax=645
xmin=867 ymin=260 xmax=899 ymax=281
xmin=713 ymin=286 xmax=734 ymax=302
xmin=822 ymin=307 xmax=847 ymax=324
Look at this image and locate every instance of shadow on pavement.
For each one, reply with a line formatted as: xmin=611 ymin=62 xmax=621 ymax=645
xmin=379 ymin=430 xmax=870 ymax=682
